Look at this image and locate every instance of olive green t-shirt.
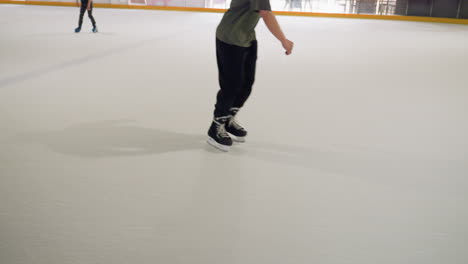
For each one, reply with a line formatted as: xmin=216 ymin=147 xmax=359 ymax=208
xmin=216 ymin=0 xmax=272 ymax=48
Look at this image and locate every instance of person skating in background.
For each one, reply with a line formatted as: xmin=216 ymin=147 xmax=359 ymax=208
xmin=207 ymin=0 xmax=294 ymax=152
xmin=75 ymin=0 xmax=98 ymax=33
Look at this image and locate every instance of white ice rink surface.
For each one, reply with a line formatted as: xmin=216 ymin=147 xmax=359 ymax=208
xmin=1 ymin=5 xmax=468 ymax=264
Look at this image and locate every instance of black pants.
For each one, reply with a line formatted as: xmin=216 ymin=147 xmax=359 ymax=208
xmin=78 ymin=1 xmax=96 ymax=28
xmin=214 ymin=38 xmax=257 ymax=118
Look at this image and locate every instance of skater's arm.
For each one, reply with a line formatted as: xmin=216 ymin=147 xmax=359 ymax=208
xmin=259 ymin=11 xmax=294 ymax=55
xmin=87 ymin=0 xmax=92 ymax=10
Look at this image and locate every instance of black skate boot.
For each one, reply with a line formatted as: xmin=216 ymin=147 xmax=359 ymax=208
xmin=225 ymin=108 xmax=247 ymax=143
xmin=207 ymin=116 xmax=233 ymax=152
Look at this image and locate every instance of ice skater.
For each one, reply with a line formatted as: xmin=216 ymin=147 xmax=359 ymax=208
xmin=75 ymin=0 xmax=98 ymax=33
xmin=207 ymin=0 xmax=294 ymax=152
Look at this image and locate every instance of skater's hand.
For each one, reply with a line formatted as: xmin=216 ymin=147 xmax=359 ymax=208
xmin=87 ymin=5 xmax=91 ymax=10
xmin=282 ymin=39 xmax=294 ymax=55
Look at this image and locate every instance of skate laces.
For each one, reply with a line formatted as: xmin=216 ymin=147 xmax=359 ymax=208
xmin=214 ymin=119 xmax=230 ymax=138
xmin=229 ymin=117 xmax=245 ymax=131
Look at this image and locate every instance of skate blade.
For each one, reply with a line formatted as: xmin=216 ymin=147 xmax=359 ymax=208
xmin=231 ymin=136 xmax=246 ymax=143
xmin=207 ymin=138 xmax=230 ymax=152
